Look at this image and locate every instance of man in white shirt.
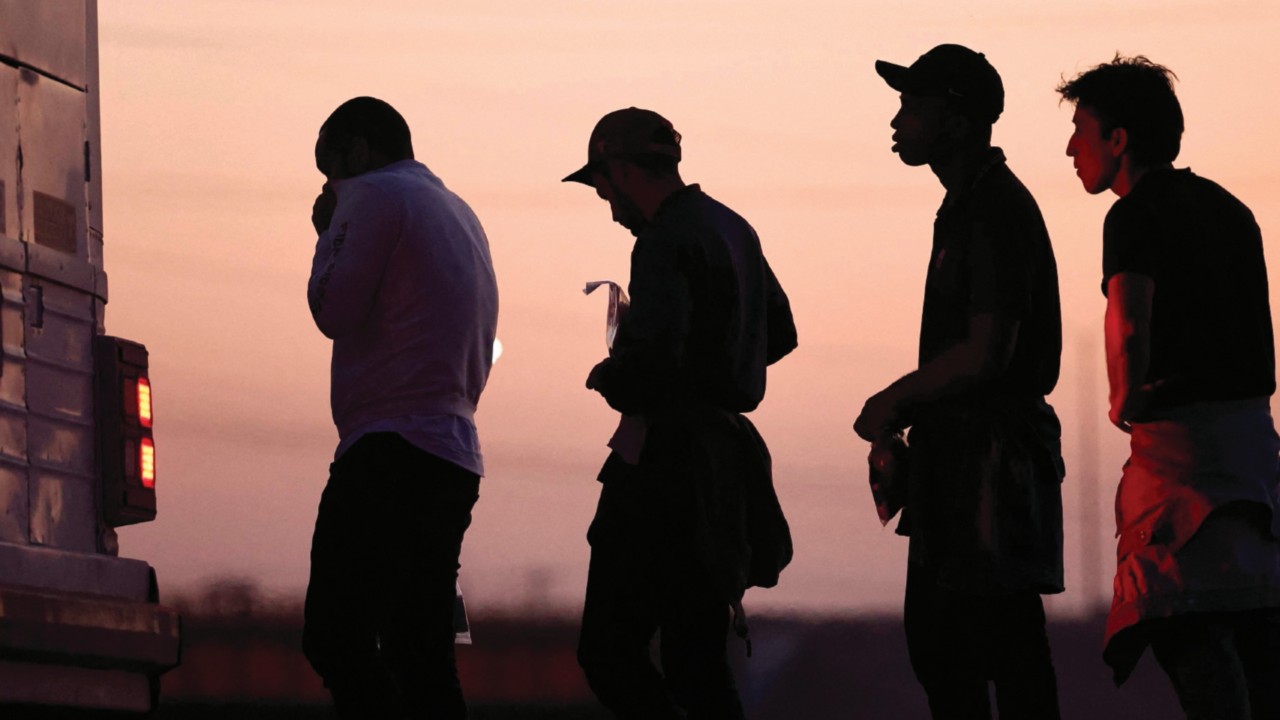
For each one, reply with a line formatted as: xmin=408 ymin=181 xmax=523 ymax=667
xmin=302 ymin=96 xmax=498 ymax=720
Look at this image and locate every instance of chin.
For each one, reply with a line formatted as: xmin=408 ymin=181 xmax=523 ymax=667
xmin=1078 ymin=177 xmax=1108 ymax=195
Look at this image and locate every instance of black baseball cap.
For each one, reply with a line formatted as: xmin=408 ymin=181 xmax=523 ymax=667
xmin=875 ymin=44 xmax=1004 ymax=124
xmin=562 ymin=107 xmax=682 ymax=186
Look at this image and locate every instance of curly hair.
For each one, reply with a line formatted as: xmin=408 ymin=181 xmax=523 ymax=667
xmin=1057 ymin=55 xmax=1183 ymax=166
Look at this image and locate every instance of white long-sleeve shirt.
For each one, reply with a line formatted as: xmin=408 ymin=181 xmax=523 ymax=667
xmin=307 ymin=159 xmax=498 ymax=474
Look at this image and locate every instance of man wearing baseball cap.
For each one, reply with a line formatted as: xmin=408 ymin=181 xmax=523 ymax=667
xmin=854 ymin=45 xmax=1066 ymax=718
xmin=565 ymin=107 xmax=797 ymax=718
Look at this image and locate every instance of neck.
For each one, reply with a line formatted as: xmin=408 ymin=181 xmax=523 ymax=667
xmin=1112 ymin=159 xmax=1171 ymax=198
xmin=930 ymin=143 xmax=992 ymax=193
xmin=636 ymin=176 xmax=688 ymax=220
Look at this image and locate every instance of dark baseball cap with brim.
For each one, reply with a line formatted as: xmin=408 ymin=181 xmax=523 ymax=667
xmin=875 ymin=44 xmax=1004 ymax=125
xmin=563 ymin=107 xmax=682 ymax=186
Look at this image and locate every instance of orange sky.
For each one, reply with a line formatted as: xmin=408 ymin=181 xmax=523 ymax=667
xmin=98 ymin=1 xmax=1280 ymax=616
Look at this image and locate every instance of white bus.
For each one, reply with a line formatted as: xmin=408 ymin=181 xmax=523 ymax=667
xmin=0 ymin=1 xmax=180 ymax=712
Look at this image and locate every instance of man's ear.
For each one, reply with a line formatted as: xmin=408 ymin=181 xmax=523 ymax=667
xmin=1108 ymin=126 xmax=1129 ymax=158
xmin=942 ymin=112 xmax=971 ymax=141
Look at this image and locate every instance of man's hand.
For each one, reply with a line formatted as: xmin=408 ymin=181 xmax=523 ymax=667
xmin=1109 ymin=381 xmax=1157 ymax=434
xmin=312 ymin=183 xmax=337 ymax=235
xmin=854 ymin=387 xmax=904 ymax=442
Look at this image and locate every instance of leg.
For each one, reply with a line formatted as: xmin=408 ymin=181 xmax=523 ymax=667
xmin=303 ymin=439 xmax=402 ymax=718
xmin=1233 ymin=607 xmax=1280 ymax=720
xmin=1149 ymin=613 xmax=1251 ymax=720
xmin=903 ymin=563 xmax=991 ymax=720
xmin=578 ymin=458 xmax=682 ymax=719
xmin=989 ymin=592 xmax=1061 ymax=720
xmin=375 ymin=437 xmax=480 ymax=720
xmin=657 ymin=574 xmax=744 ymax=720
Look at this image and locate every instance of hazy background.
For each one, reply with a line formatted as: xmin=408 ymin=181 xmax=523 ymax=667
xmin=99 ymin=0 xmax=1280 ymax=618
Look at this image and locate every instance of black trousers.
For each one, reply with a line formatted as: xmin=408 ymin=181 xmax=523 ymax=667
xmin=1148 ymin=607 xmax=1280 ymax=720
xmin=303 ymin=432 xmax=480 ymax=720
xmin=578 ymin=453 xmax=745 ymax=720
xmin=904 ymin=562 xmax=1061 ymax=720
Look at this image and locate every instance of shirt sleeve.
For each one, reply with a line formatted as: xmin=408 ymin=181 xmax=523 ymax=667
xmin=592 ymin=233 xmax=692 ymax=413
xmin=307 ymin=180 xmax=403 ymax=339
xmin=1101 ymin=199 xmax=1158 ymax=296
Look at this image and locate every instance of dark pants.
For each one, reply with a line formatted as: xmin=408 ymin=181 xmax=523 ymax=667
xmin=303 ymin=432 xmax=480 ymax=720
xmin=904 ymin=562 xmax=1061 ymax=720
xmin=1149 ymin=608 xmax=1280 ymax=720
xmin=578 ymin=453 xmax=745 ymax=720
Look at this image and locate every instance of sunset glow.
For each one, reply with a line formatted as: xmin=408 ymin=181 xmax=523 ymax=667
xmin=101 ymin=0 xmax=1280 ymax=617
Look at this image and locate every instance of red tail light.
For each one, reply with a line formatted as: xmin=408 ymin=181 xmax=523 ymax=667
xmin=140 ymin=438 xmax=156 ymax=489
xmin=96 ymin=336 xmax=158 ymax=526
xmin=137 ymin=377 xmax=153 ymax=428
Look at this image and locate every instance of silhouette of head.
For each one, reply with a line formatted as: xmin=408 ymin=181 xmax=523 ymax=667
xmin=876 ymin=44 xmax=1003 ymax=166
xmin=1058 ymin=56 xmax=1182 ymax=167
xmin=316 ymin=97 xmax=414 ymax=181
xmin=563 ymin=108 xmax=683 ymax=235
xmin=1058 ymin=56 xmax=1183 ymax=193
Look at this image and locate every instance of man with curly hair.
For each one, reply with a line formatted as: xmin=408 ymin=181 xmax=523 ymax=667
xmin=1059 ymin=56 xmax=1280 ymax=720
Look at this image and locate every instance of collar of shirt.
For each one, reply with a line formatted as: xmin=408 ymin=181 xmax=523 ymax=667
xmin=938 ymin=147 xmax=1006 ymax=215
xmin=650 ymin=183 xmax=703 ymax=223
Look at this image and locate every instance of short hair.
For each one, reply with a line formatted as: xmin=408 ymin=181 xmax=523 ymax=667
xmin=320 ymin=97 xmax=414 ymax=161
xmin=1056 ymin=55 xmax=1183 ymax=166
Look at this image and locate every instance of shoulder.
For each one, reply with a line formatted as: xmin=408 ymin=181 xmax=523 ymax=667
xmin=1184 ymin=171 xmax=1258 ymax=223
xmin=972 ymin=158 xmax=1044 ymax=211
xmin=656 ymin=187 xmax=757 ymax=246
xmin=969 ymin=162 xmax=1049 ymax=247
xmin=971 ymin=161 xmax=1043 ymax=220
xmin=340 ymin=165 xmax=415 ymax=211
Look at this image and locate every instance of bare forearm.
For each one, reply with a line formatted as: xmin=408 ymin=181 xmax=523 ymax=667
xmin=1104 ymin=273 xmax=1155 ymax=427
xmin=886 ymin=342 xmax=990 ymax=411
xmin=854 ymin=314 xmax=1016 ymax=440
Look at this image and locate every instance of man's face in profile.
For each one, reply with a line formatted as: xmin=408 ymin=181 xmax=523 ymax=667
xmin=1065 ymin=105 xmax=1121 ymax=195
xmin=591 ymin=161 xmax=646 ymax=236
xmin=890 ymin=92 xmax=947 ymax=167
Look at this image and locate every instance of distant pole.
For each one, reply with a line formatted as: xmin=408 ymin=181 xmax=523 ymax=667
xmin=1077 ymin=329 xmax=1106 ymax=616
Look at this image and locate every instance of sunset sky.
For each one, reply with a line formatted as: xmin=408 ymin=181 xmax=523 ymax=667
xmin=98 ymin=0 xmax=1280 ymax=617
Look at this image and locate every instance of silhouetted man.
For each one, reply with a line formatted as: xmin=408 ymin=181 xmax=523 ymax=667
xmin=303 ymin=97 xmax=498 ymax=719
xmin=854 ymin=45 xmax=1065 ymax=719
xmin=564 ymin=107 xmax=797 ymax=719
xmin=1059 ymin=57 xmax=1280 ymax=720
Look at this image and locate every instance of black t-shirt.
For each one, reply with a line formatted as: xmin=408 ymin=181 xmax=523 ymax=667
xmin=1102 ymin=168 xmax=1276 ymax=413
xmin=919 ymin=148 xmax=1062 ymax=401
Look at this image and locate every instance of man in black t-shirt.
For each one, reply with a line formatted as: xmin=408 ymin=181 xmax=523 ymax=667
xmin=1060 ymin=57 xmax=1280 ymax=720
xmin=856 ymin=44 xmax=1065 ymax=719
